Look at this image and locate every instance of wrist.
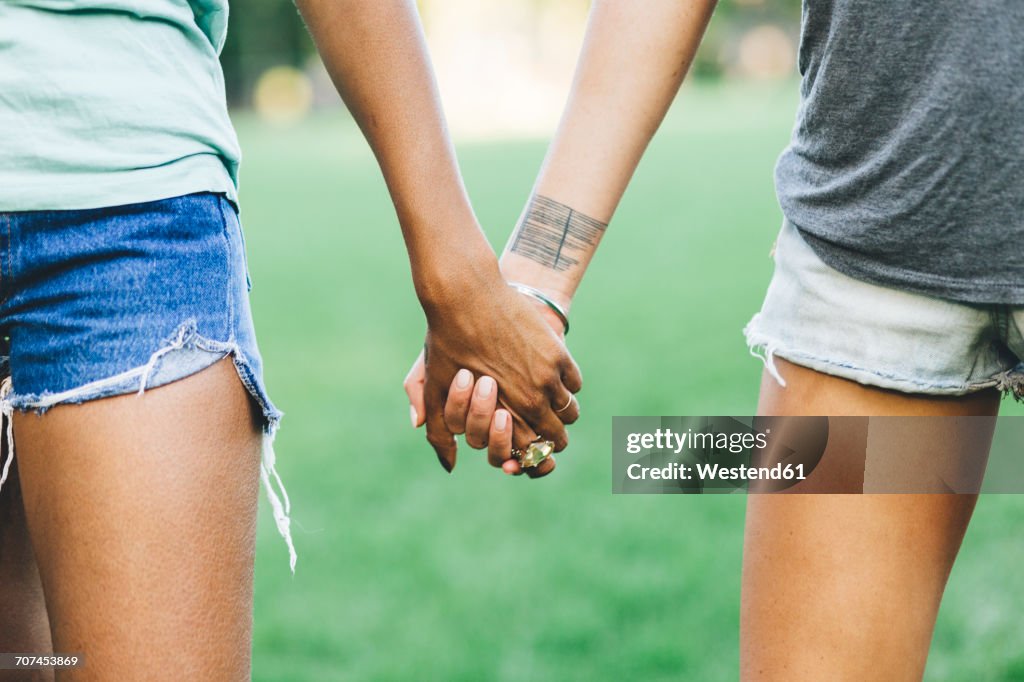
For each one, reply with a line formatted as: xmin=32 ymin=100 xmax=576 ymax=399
xmin=517 ymin=291 xmax=570 ymax=337
xmin=506 ymin=281 xmax=570 ymax=336
xmin=414 ymin=245 xmax=503 ymax=316
xmin=499 ymin=253 xmax=575 ymax=312
xmin=402 ymin=201 xmax=502 ymax=312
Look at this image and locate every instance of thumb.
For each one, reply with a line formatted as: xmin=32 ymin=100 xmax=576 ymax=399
xmin=403 ymin=349 xmax=427 ymax=428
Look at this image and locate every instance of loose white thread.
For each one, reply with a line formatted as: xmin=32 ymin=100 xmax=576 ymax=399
xmin=260 ymin=433 xmax=297 ymax=573
xmin=137 ymin=324 xmax=193 ymax=396
xmin=0 ymin=376 xmax=15 ymax=494
xmin=749 ymin=344 xmax=788 ymax=388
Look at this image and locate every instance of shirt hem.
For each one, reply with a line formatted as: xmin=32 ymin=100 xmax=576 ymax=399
xmin=0 ymin=159 xmax=238 ymax=213
xmin=790 ymin=221 xmax=1024 ymax=307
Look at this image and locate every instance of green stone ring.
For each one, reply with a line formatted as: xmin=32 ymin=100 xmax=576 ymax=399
xmin=512 ymin=439 xmax=554 ymax=469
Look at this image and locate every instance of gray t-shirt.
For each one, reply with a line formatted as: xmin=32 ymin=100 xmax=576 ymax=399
xmin=775 ymin=1 xmax=1024 ymax=305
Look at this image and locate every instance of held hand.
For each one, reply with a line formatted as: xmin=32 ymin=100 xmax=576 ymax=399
xmin=404 ymin=299 xmax=579 ymax=477
xmin=421 ymin=283 xmax=580 ymax=472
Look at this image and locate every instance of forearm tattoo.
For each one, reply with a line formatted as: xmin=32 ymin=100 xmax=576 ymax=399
xmin=509 ymin=195 xmax=607 ymax=272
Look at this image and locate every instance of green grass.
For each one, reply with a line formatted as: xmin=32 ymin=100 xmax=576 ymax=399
xmin=232 ymin=81 xmax=1024 ymax=681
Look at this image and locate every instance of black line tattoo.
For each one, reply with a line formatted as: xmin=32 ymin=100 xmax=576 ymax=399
xmin=509 ymin=195 xmax=607 ymax=272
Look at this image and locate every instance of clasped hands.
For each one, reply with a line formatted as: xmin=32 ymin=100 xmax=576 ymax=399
xmin=403 ymin=269 xmax=581 ymax=478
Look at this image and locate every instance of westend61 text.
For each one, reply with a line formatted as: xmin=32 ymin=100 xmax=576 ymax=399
xmin=626 ymin=462 xmax=807 ymax=482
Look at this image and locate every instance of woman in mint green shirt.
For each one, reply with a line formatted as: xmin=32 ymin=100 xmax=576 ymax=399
xmin=0 ymin=2 xmax=578 ymax=677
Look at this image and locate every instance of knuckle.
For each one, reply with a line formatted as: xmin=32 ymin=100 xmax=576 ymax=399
xmin=520 ymin=394 xmax=545 ymax=415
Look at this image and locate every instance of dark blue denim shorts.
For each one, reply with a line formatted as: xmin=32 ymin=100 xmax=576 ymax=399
xmin=0 ymin=192 xmax=295 ymax=569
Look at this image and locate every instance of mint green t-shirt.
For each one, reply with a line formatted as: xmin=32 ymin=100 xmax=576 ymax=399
xmin=0 ymin=0 xmax=240 ymax=211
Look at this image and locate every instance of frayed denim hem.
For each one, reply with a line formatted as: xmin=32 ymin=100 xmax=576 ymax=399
xmin=743 ymin=314 xmax=1024 ymax=402
xmin=0 ymin=318 xmax=296 ymax=573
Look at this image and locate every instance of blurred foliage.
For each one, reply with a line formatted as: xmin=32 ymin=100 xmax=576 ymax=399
xmin=221 ymin=0 xmax=312 ymax=106
xmin=221 ymin=0 xmax=801 ymax=106
xmin=693 ymin=0 xmax=802 ymax=78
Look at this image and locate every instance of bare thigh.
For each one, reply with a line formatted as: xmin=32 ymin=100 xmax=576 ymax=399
xmin=13 ymin=358 xmax=262 ymax=681
xmin=741 ymin=358 xmax=998 ymax=682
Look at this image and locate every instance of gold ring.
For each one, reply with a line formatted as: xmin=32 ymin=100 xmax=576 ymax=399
xmin=555 ymin=394 xmax=574 ymax=413
xmin=512 ymin=439 xmax=554 ymax=468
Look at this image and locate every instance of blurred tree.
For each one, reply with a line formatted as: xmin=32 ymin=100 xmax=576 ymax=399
xmin=221 ymin=0 xmax=314 ymax=106
xmin=694 ymin=0 xmax=802 ymax=78
xmin=219 ymin=0 xmax=802 ymax=107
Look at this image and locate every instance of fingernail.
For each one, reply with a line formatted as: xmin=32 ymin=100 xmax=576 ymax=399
xmin=437 ymin=453 xmax=453 ymax=473
xmin=409 ymin=405 xmax=418 ymax=428
xmin=478 ymin=376 xmax=495 ymax=398
xmin=495 ymin=410 xmax=508 ymax=431
xmin=455 ymin=369 xmax=472 ymax=390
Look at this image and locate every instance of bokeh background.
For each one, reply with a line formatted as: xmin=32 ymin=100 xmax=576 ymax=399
xmin=223 ymin=1 xmax=1024 ymax=679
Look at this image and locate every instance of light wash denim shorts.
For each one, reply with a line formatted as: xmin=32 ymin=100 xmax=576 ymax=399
xmin=0 ymin=192 xmax=295 ymax=569
xmin=744 ymin=219 xmax=1024 ymax=399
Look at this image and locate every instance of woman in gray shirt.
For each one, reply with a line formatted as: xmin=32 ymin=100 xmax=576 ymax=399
xmin=415 ymin=1 xmax=1024 ymax=677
